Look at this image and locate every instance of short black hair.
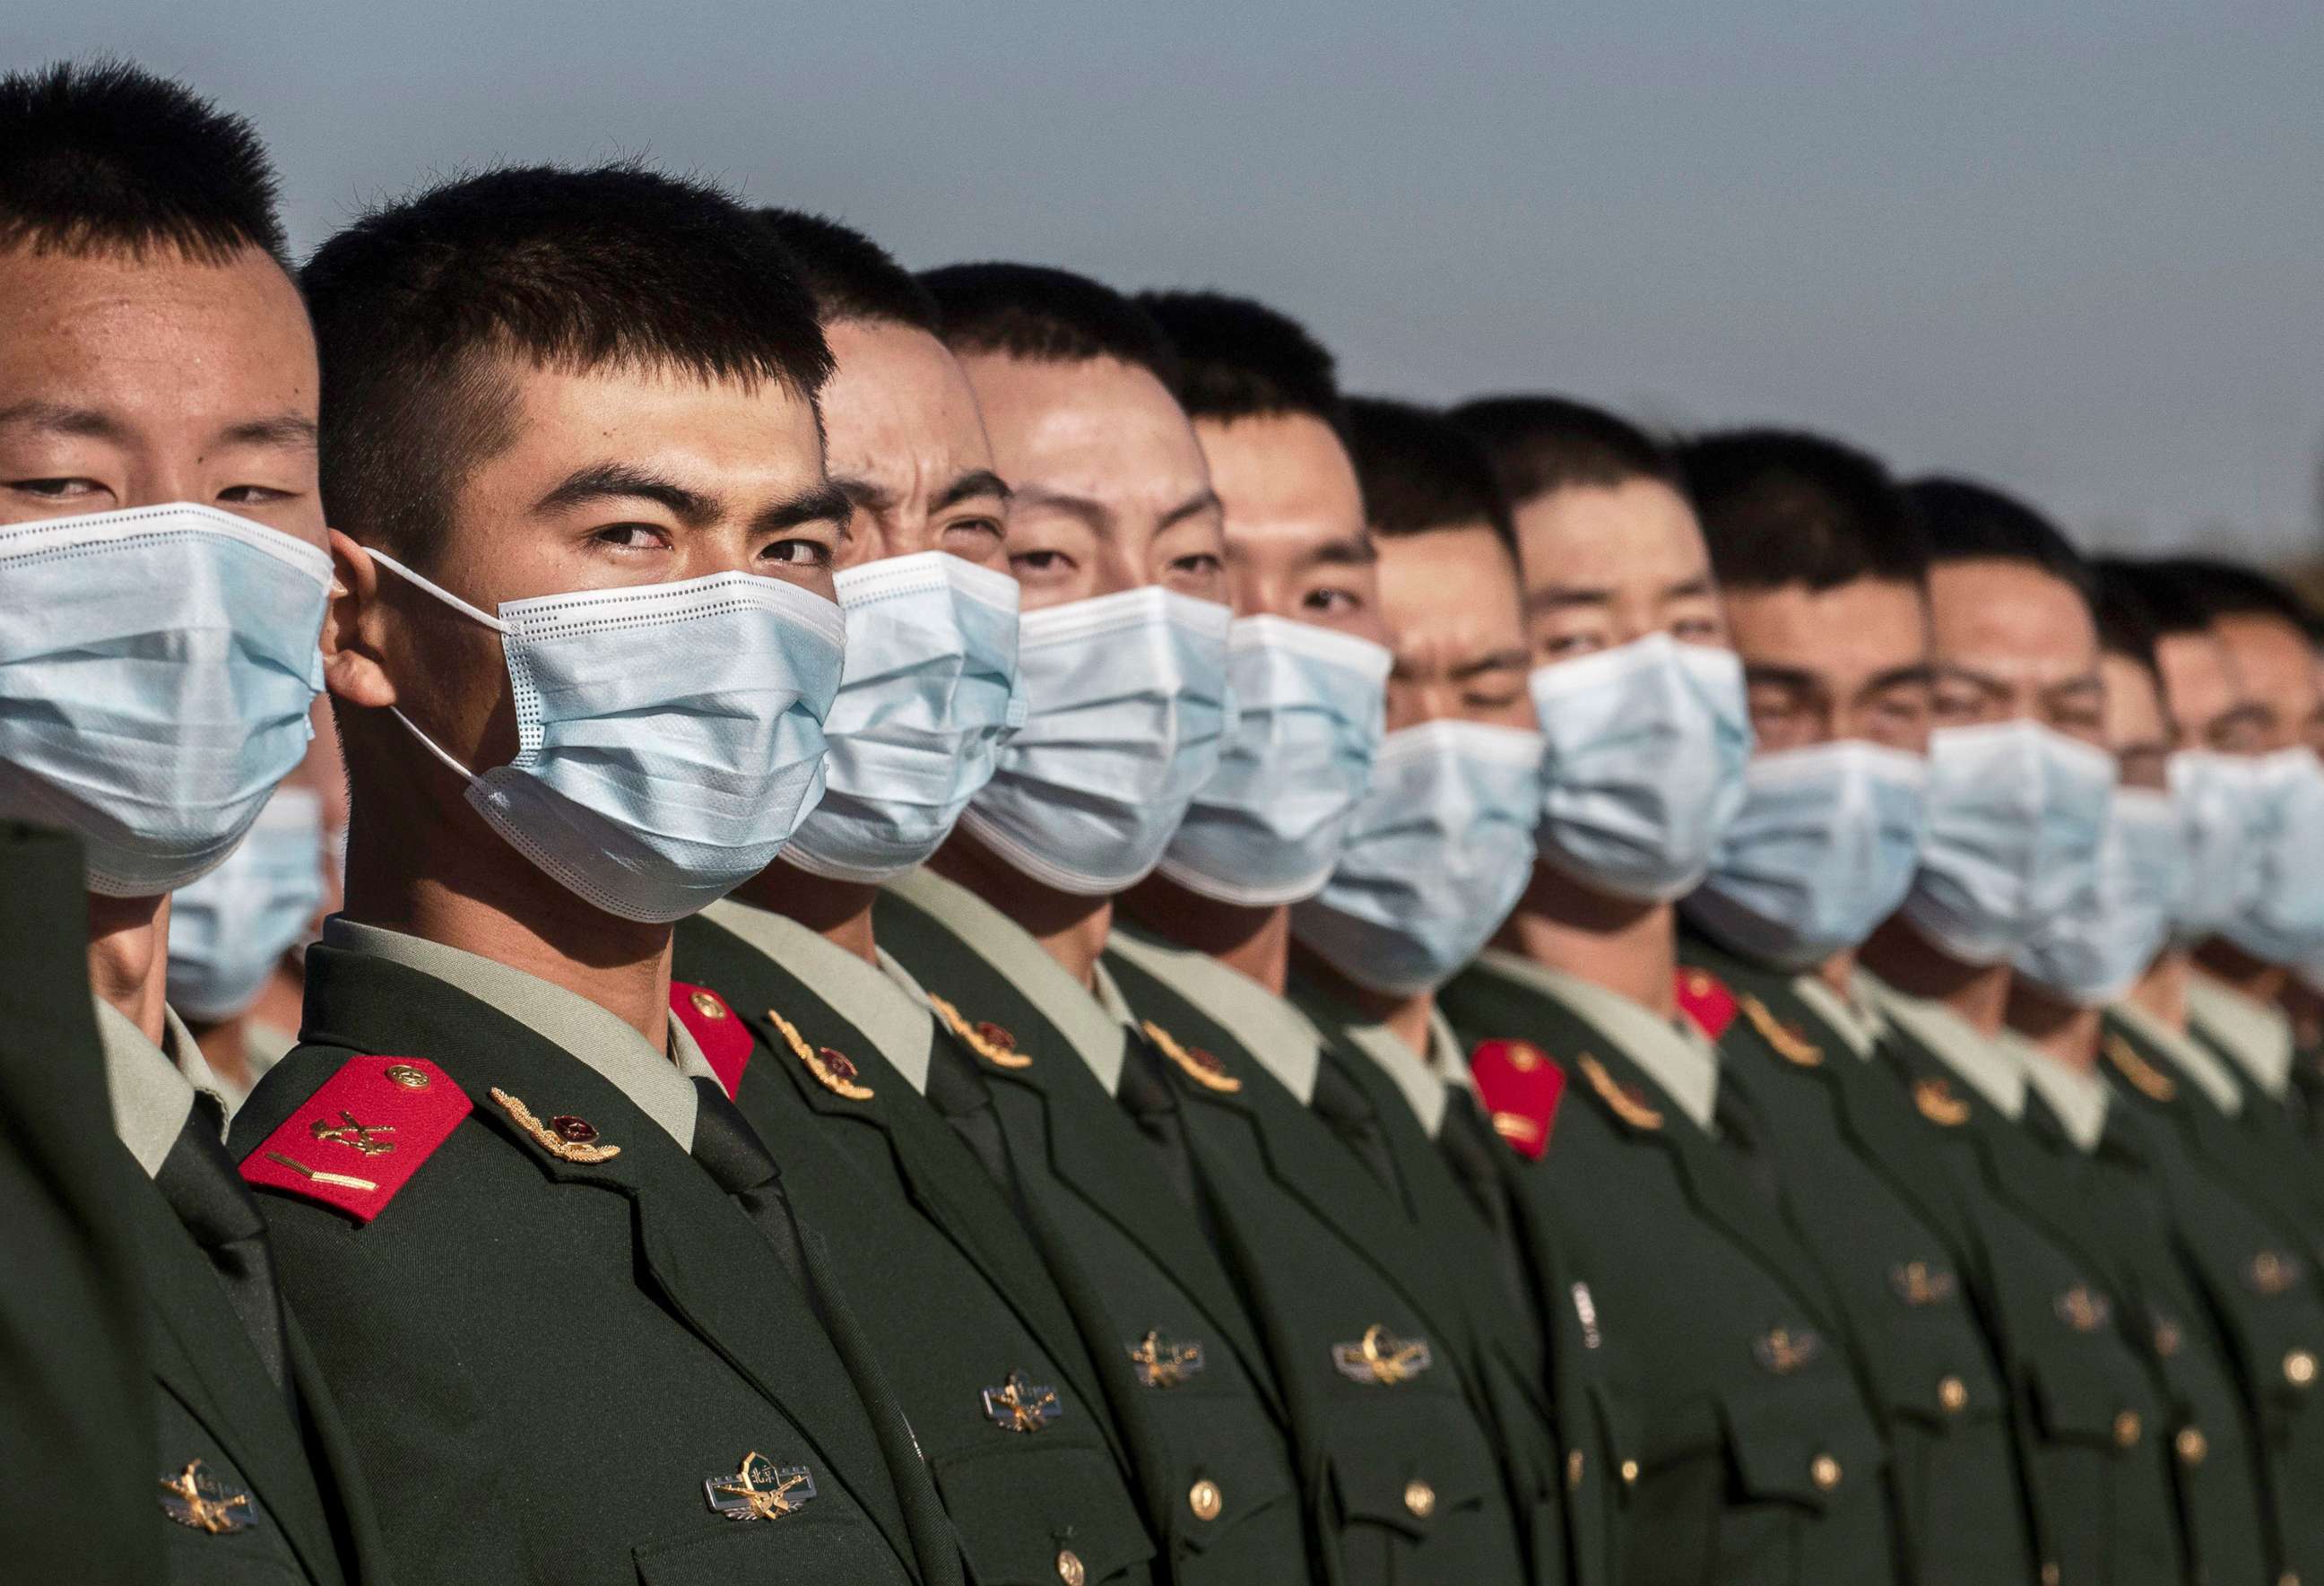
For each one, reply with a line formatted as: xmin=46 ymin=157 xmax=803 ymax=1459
xmin=306 ymin=162 xmax=833 ymax=562
xmin=1448 ymin=394 xmax=1680 ymax=509
xmin=2090 ymin=563 xmax=2163 ymax=679
xmin=1902 ymin=476 xmax=2094 ymax=602
xmin=2145 ymin=556 xmax=2317 ymax=636
xmin=1681 ymin=429 xmax=1925 ymax=594
xmin=0 ymin=59 xmax=287 ymax=264
xmin=1344 ymin=398 xmax=1514 ymax=548
xmin=1136 ymin=290 xmax=1343 ymax=433
xmin=758 ymin=209 xmax=939 ymax=334
xmin=919 ymin=263 xmax=1180 ymax=391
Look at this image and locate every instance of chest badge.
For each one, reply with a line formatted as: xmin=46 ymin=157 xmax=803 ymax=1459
xmin=1143 ymin=1020 xmax=1242 ymax=1094
xmin=766 ymin=1006 xmax=874 ymax=1101
xmin=983 ymin=1370 xmax=1062 ymax=1432
xmin=1127 ymin=1330 xmax=1207 ymax=1389
xmin=704 ymin=1452 xmax=818 ymax=1521
xmin=490 ymin=1088 xmax=620 ymax=1164
xmin=1752 ymin=1326 xmax=1824 ymax=1375
xmin=2246 ymin=1249 xmax=2302 ymax=1296
xmin=1333 ymin=1323 xmax=1434 ymax=1384
xmin=929 ymin=994 xmax=1033 ymax=1070
xmin=2055 ymin=1285 xmax=2113 ymax=1333
xmin=159 ymin=1460 xmax=253 ymax=1534
xmin=1912 ymin=1077 xmax=1972 ymax=1127
xmin=1890 ymin=1261 xmax=1959 ymax=1306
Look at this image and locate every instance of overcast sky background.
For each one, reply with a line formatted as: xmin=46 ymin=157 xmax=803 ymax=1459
xmin=13 ymin=1 xmax=2323 ymax=559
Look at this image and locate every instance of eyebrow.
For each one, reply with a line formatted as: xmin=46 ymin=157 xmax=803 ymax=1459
xmin=1662 ymin=574 xmax=1715 ymax=601
xmin=536 ymin=463 xmax=721 ymax=525
xmin=1861 ymin=663 xmax=1934 ymax=695
xmin=1304 ymin=533 xmax=1379 ymax=569
xmin=1158 ymin=488 xmax=1223 ymax=531
xmin=1525 ymin=583 xmax=1611 ymax=615
xmin=752 ymin=481 xmax=853 ymax=536
xmin=219 ymin=413 xmax=318 ymax=450
xmin=2043 ymin=675 xmax=2105 ymax=701
xmin=0 ymin=402 xmax=315 ymax=452
xmin=931 ymin=469 xmax=1010 ymax=514
xmin=1451 ymin=647 xmax=1531 ymax=680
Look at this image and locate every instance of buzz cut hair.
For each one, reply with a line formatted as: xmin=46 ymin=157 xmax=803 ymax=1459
xmin=1902 ymin=476 xmax=2094 ymax=604
xmin=2144 ymin=557 xmax=2318 ymax=637
xmin=0 ymin=58 xmax=288 ymax=264
xmin=1448 ymin=394 xmax=1681 ymax=510
xmin=1136 ymin=290 xmax=1345 ymax=434
xmin=918 ymin=263 xmax=1181 ymax=391
xmin=1344 ymin=398 xmax=1515 ymax=551
xmin=758 ymin=209 xmax=940 ymax=334
xmin=303 ymin=162 xmax=834 ymax=563
xmin=2095 ymin=557 xmax=2211 ymax=639
xmin=2090 ymin=563 xmax=2164 ymax=680
xmin=1681 ymin=429 xmax=1927 ymax=594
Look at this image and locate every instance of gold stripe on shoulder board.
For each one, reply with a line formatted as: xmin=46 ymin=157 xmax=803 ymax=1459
xmin=927 ymin=992 xmax=1032 ymax=1069
xmin=2102 ymin=1035 xmax=2177 ymax=1103
xmin=1739 ymin=994 xmax=1823 ymax=1067
xmin=1576 ymin=1054 xmax=1662 ymax=1131
xmin=1141 ymin=1020 xmax=1242 ymax=1094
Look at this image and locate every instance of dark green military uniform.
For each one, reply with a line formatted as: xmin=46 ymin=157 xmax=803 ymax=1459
xmin=672 ymin=904 xmax=1158 ymax=1586
xmin=1673 ymin=934 xmax=2034 ymax=1583
xmin=1098 ymin=930 xmax=1538 ymax=1585
xmin=1440 ymin=952 xmax=1897 ymax=1586
xmin=0 ymin=823 xmax=160 ymax=1584
xmin=2186 ymin=976 xmax=2324 ymax=1239
xmin=2102 ymin=1007 xmax=2324 ymax=1581
xmin=1865 ymin=985 xmax=2184 ymax=1586
xmin=233 ymin=929 xmax=958 ymax=1586
xmin=1290 ymin=971 xmax=1617 ymax=1586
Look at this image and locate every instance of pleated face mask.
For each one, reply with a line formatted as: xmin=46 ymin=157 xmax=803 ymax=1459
xmin=368 ymin=550 xmax=845 ymax=923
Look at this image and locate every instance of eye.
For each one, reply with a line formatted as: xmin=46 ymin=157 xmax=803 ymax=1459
xmin=1671 ymin=617 xmax=1721 ymax=642
xmin=1302 ymin=587 xmax=1361 ymax=614
xmin=1170 ymin=552 xmax=1224 ymax=577
xmin=593 ymin=523 xmax=669 ymax=551
xmin=764 ymin=536 xmax=832 ymax=568
xmin=217 ymin=484 xmax=299 ymax=506
xmin=1010 ymin=548 xmax=1071 ymax=576
xmin=1541 ymin=631 xmax=1602 ymax=660
xmin=943 ymin=515 xmax=1004 ymax=542
xmin=8 ymin=477 xmax=106 ymax=499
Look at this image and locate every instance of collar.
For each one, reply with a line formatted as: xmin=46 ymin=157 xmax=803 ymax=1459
xmin=1473 ymin=949 xmax=1720 ymax=1131
xmin=1426 ymin=1010 xmax=1481 ymax=1101
xmin=2185 ymin=973 xmax=2295 ymax=1099
xmin=95 ymin=998 xmax=225 ymax=1176
xmin=1335 ymin=1013 xmax=1452 ymax=1139
xmin=1108 ymin=922 xmax=1322 ymax=1103
xmin=2110 ymin=999 xmax=2243 ymax=1114
xmin=1791 ymin=971 xmax=1883 ymax=1061
xmin=883 ymin=867 xmax=1128 ymax=1095
xmin=1860 ymin=973 xmax=2025 ymax=1118
xmin=2003 ymin=1033 xmax=2110 ymax=1152
xmin=702 ymin=898 xmax=932 ymax=1094
xmin=322 ymin=917 xmax=714 ymax=1149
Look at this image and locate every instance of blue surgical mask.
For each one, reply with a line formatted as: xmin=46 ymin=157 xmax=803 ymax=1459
xmin=2167 ymin=750 xmax=2259 ymax=946
xmin=1531 ymin=634 xmax=1752 ymax=901
xmin=2014 ymin=786 xmax=2185 ymax=1006
xmin=1158 ymin=615 xmax=1392 ymax=906
xmin=1901 ymin=720 xmax=2116 ymax=966
xmin=0 ymin=504 xmax=329 ymax=896
xmin=1684 ymin=741 xmax=1927 ymax=972
xmin=368 ymin=550 xmax=844 ymax=923
xmin=2223 ymin=746 xmax=2324 ymax=964
xmin=1292 ymin=720 xmax=1546 ymax=996
xmin=957 ymin=586 xmax=1234 ymax=896
xmin=167 ymin=787 xmax=327 ymax=1021
xmin=782 ymin=552 xmax=1027 ymax=884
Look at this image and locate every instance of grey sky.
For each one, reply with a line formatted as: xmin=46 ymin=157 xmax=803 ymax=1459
xmin=14 ymin=0 xmax=2322 ymax=558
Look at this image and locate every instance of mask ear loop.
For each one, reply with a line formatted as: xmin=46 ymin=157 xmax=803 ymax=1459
xmin=359 ymin=546 xmax=505 ymax=788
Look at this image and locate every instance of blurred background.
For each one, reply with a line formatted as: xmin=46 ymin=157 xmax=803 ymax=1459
xmin=11 ymin=0 xmax=2321 ymax=572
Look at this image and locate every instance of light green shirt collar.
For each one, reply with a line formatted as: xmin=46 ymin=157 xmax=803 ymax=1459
xmin=702 ymin=898 xmax=932 ymax=1094
xmin=884 ymin=867 xmax=1128 ymax=1095
xmin=323 ymin=917 xmax=714 ymax=1149
xmin=1426 ymin=1011 xmax=1482 ymax=1102
xmin=1473 ymin=949 xmax=1720 ymax=1131
xmin=1791 ymin=972 xmax=1883 ymax=1062
xmin=2002 ymin=1032 xmax=2110 ymax=1153
xmin=1107 ymin=922 xmax=1321 ymax=1104
xmin=1336 ymin=1013 xmax=1452 ymax=1138
xmin=2185 ymin=973 xmax=2294 ymax=1100
xmin=1860 ymin=972 xmax=2026 ymax=1119
xmin=96 ymin=998 xmax=223 ymax=1177
xmin=2110 ymin=999 xmax=2243 ymax=1115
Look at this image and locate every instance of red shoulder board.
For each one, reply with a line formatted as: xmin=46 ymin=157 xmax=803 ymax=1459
xmin=1674 ymin=966 xmax=1738 ymax=1042
xmin=1468 ymin=1039 xmax=1566 ymax=1162
xmin=239 ymin=1056 xmax=469 ymax=1224
xmin=672 ymin=982 xmax=751 ymax=1101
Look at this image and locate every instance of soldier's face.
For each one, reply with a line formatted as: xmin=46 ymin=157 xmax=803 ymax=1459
xmin=1924 ymin=559 xmax=2104 ymax=749
xmin=1509 ymin=478 xmax=1729 ymax=667
xmin=2101 ymin=654 xmax=2172 ymax=793
xmin=0 ymin=242 xmax=321 ymax=544
xmin=1192 ymin=412 xmax=1387 ymax=648
xmin=2154 ymin=630 xmax=2264 ymax=754
xmin=1373 ymin=524 xmax=1532 ymax=734
xmin=951 ymin=351 xmax=1224 ymax=614
xmin=1724 ymin=577 xmax=1933 ymax=755
xmin=2211 ymin=612 xmax=2321 ymax=757
xmin=819 ymin=318 xmax=1010 ymax=573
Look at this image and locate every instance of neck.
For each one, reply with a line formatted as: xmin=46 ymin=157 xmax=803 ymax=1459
xmin=734 ymin=862 xmax=879 ymax=966
xmin=1288 ymin=943 xmax=1435 ymax=1055
xmin=185 ymin=1013 xmax=256 ymax=1092
xmin=1816 ymin=948 xmax=1858 ymax=1000
xmin=1118 ymin=874 xmax=1291 ymax=993
xmin=87 ymin=892 xmax=169 ymax=1044
xmin=925 ymin=833 xmax=1113 ymax=992
xmin=1497 ymin=861 xmax=1676 ymax=1018
xmin=1859 ymin=916 xmax=2013 ymax=1037
xmin=2194 ymin=938 xmax=2288 ymax=1006
xmin=2126 ymin=949 xmax=2190 ymax=1031
xmin=2005 ymin=979 xmax=2102 ymax=1073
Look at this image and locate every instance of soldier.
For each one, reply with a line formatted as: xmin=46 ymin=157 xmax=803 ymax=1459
xmin=0 ymin=61 xmax=388 ymax=1585
xmin=1670 ymin=430 xmax=2036 ymax=1583
xmin=1287 ymin=396 xmax=1623 ymax=1586
xmin=227 ymin=166 xmax=961 ymax=1586
xmin=1853 ymin=479 xmax=2186 ymax=1585
xmin=1435 ymin=396 xmax=1900 ymax=1585
xmin=667 ymin=212 xmax=1162 ymax=1586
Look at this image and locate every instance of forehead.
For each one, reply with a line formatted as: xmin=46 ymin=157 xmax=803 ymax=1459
xmin=2214 ymin=612 xmax=2315 ymax=693
xmin=1377 ymin=524 xmax=1522 ymax=640
xmin=819 ymin=318 xmax=990 ymax=472
xmin=1193 ymin=412 xmax=1363 ymax=536
xmin=1925 ymin=557 xmax=2096 ymax=672
xmin=1510 ymin=478 xmax=1705 ymax=587
xmin=2099 ymin=652 xmax=2167 ymax=744
xmin=952 ymin=351 xmax=1206 ymax=498
xmin=2153 ymin=630 xmax=2237 ymax=719
xmin=1723 ymin=577 xmax=1928 ymax=678
xmin=484 ymin=360 xmax=824 ymax=481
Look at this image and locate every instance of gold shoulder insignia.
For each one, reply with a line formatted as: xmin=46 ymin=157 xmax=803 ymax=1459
xmin=766 ymin=1007 xmax=873 ymax=1101
xmin=2102 ymin=1035 xmax=2178 ymax=1103
xmin=1913 ymin=1076 xmax=1971 ymax=1127
xmin=1142 ymin=1019 xmax=1242 ymax=1094
xmin=1739 ymin=993 xmax=1823 ymax=1068
xmin=490 ymin=1088 xmax=621 ymax=1163
xmin=1577 ymin=1054 xmax=1662 ymax=1131
xmin=927 ymin=992 xmax=1032 ymax=1069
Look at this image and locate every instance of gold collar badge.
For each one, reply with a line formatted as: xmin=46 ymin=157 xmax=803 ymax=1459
xmin=1739 ymin=994 xmax=1823 ymax=1068
xmin=1913 ymin=1077 xmax=1972 ymax=1126
xmin=929 ymin=993 xmax=1032 ymax=1069
xmin=1143 ymin=1020 xmax=1242 ymax=1094
xmin=1577 ymin=1054 xmax=1662 ymax=1131
xmin=766 ymin=1006 xmax=874 ymax=1100
xmin=490 ymin=1088 xmax=620 ymax=1164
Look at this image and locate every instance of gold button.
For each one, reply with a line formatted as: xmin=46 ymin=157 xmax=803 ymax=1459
xmin=1938 ymin=1375 xmax=1968 ymax=1414
xmin=1565 ymin=1450 xmax=1585 ymax=1489
xmin=1188 ymin=1478 xmax=1222 ymax=1521
xmin=1402 ymin=1479 xmax=1435 ymax=1519
xmin=1619 ymin=1458 xmax=1640 ymax=1486
xmin=385 ymin=1063 xmax=429 ymax=1089
xmin=1055 ymin=1548 xmax=1085 ymax=1586
xmin=2287 ymin=1349 xmax=2319 ymax=1388
xmin=2112 ymin=1410 xmax=2142 ymax=1448
xmin=1809 ymin=1453 xmax=1842 ymax=1491
xmin=2175 ymin=1426 xmax=2208 ymax=1465
xmin=689 ymin=990 xmax=726 ymax=1019
xmin=2041 ymin=1564 xmax=2061 ymax=1586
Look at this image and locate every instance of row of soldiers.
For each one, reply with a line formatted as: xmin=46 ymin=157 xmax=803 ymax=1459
xmin=6 ymin=56 xmax=2324 ymax=1586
